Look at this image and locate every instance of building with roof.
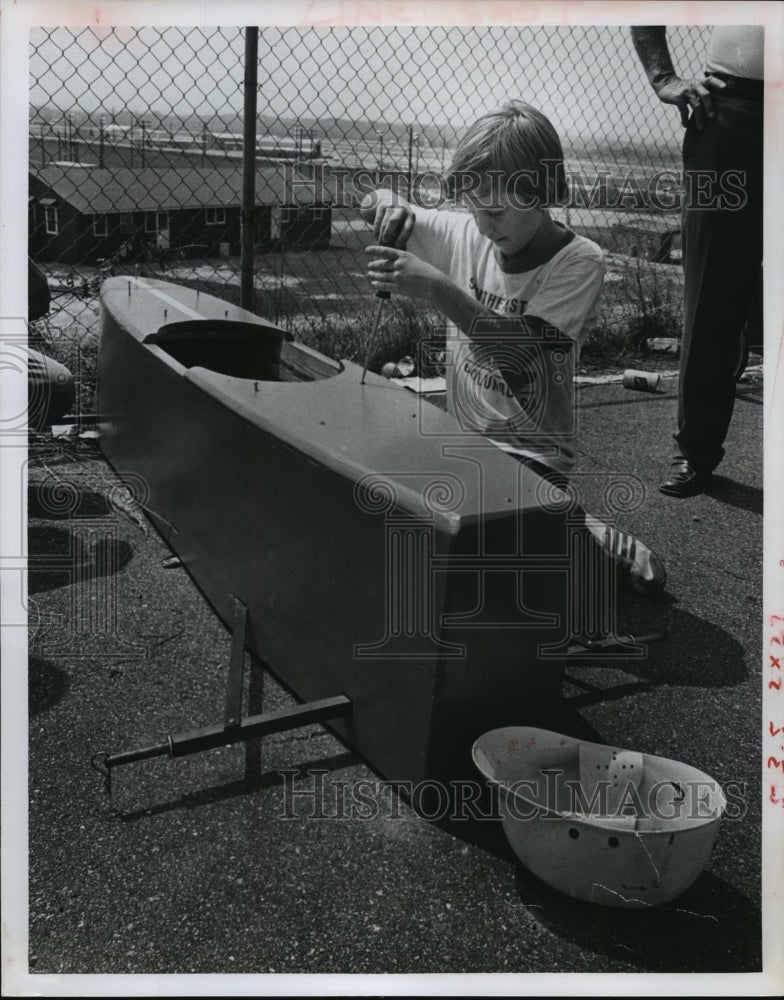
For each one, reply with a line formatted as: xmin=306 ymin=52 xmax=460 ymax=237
xmin=610 ymin=213 xmax=681 ymax=264
xmin=28 ymin=162 xmax=334 ymax=264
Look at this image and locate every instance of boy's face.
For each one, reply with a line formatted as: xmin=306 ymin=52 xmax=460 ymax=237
xmin=466 ymin=182 xmax=545 ymax=254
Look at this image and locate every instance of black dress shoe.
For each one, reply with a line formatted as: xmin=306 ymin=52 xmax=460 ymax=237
xmin=659 ymin=458 xmax=711 ymax=498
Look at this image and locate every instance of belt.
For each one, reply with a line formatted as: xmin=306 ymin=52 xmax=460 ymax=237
xmin=708 ymin=72 xmax=764 ymax=102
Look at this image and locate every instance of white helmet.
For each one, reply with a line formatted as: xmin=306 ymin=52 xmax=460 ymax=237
xmin=473 ymin=727 xmax=726 ymax=908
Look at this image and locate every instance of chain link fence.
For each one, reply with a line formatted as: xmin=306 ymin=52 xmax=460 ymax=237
xmin=28 ymin=24 xmax=709 ymax=415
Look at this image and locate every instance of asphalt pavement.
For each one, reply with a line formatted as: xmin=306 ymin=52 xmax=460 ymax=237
xmin=13 ymin=365 xmax=769 ymax=992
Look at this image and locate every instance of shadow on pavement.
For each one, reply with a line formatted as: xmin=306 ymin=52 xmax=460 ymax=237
xmin=512 ymin=865 xmax=760 ymax=972
xmin=629 ymin=606 xmax=748 ymax=687
xmin=566 ymin=604 xmax=749 ymax=694
xmin=107 ymin=750 xmax=361 ymax=822
xmin=28 ymin=484 xmax=114 ymax=519
xmin=704 ymin=475 xmax=763 ymax=515
xmin=28 ymin=524 xmax=134 ymax=594
xmin=29 ymin=655 xmax=71 ymax=716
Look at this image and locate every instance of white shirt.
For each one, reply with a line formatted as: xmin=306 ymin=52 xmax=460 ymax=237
xmin=707 ymin=25 xmax=764 ymax=81
xmin=408 ymin=208 xmax=604 ymax=472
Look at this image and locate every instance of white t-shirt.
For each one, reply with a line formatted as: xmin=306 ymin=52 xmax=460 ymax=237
xmin=407 ymin=208 xmax=604 ymax=473
xmin=706 ymin=25 xmax=764 ymax=81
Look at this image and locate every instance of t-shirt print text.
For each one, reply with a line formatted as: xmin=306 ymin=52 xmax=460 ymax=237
xmin=462 ymin=357 xmax=514 ymax=398
xmin=469 ymin=276 xmax=527 ymax=314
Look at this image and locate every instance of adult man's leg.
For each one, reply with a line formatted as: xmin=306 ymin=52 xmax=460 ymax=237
xmin=661 ymin=93 xmax=763 ymax=498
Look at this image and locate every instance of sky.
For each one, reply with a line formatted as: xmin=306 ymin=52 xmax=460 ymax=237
xmin=28 ymin=23 xmax=710 ymax=148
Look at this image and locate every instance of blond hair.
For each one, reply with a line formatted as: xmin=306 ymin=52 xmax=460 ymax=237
xmin=447 ymin=101 xmax=567 ymax=208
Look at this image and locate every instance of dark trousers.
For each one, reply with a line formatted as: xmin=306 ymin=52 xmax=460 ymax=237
xmin=676 ymin=92 xmax=763 ymax=471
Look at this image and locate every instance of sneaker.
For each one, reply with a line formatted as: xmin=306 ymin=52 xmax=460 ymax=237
xmin=602 ymin=526 xmax=667 ymax=598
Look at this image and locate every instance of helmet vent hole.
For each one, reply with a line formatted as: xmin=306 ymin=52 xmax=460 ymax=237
xmin=608 ymin=836 xmax=619 ymax=848
xmin=568 ymin=828 xmax=579 ymax=840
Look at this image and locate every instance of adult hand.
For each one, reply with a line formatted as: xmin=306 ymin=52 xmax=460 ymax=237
xmin=365 ymin=245 xmax=442 ymax=300
xmin=653 ymin=72 xmax=727 ymax=129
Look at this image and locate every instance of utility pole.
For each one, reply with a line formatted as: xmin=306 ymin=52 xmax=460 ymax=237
xmin=407 ymin=126 xmax=420 ymax=198
xmin=240 ymin=26 xmax=259 ymax=311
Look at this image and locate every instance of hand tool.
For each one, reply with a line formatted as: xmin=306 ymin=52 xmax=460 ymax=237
xmin=360 ymin=217 xmax=405 ymax=384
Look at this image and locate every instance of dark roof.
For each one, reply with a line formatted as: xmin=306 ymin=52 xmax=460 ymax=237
xmin=611 ymin=214 xmax=681 ymax=234
xmin=28 ymin=163 xmax=334 ymax=213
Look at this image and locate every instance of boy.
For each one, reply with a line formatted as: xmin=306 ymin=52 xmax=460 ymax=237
xmin=359 ymin=101 xmax=665 ymax=595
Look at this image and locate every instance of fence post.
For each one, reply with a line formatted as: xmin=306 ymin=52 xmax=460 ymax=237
xmin=241 ymin=26 xmax=259 ymax=312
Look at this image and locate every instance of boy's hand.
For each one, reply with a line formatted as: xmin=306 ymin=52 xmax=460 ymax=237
xmin=373 ymin=203 xmax=416 ymax=248
xmin=359 ymin=190 xmax=416 ymax=248
xmin=365 ymin=246 xmax=442 ymax=300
